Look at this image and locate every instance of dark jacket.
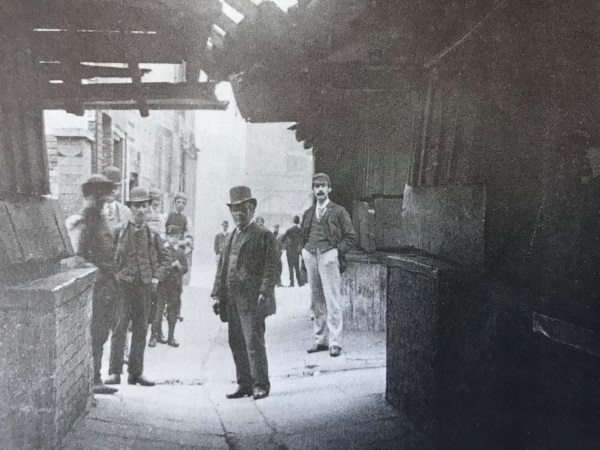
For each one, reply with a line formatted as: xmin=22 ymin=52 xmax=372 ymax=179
xmin=162 ymin=242 xmax=189 ymax=288
xmin=211 ymin=222 xmax=278 ymax=319
xmin=77 ymin=203 xmax=117 ymax=275
xmin=281 ymin=225 xmax=302 ymax=256
xmin=114 ymin=221 xmax=172 ymax=283
xmin=214 ymin=232 xmax=228 ymax=255
xmin=300 ymin=201 xmax=356 ymax=272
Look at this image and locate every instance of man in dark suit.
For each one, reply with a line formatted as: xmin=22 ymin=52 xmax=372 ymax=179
xmin=105 ymin=187 xmax=172 ymax=387
xmin=281 ymin=215 xmax=303 ymax=287
xmin=211 ymin=186 xmax=279 ymax=400
xmin=301 ymin=173 xmax=356 ymax=357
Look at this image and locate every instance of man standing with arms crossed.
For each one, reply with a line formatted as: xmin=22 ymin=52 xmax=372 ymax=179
xmin=301 ymin=173 xmax=356 ymax=357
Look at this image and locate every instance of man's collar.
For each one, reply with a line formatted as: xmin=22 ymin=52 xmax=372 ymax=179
xmin=316 ymin=198 xmax=330 ymax=209
xmin=128 ymin=219 xmax=144 ymax=230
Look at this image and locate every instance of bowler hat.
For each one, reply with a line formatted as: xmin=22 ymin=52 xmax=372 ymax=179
xmin=101 ymin=166 xmax=123 ymax=185
xmin=126 ymin=187 xmax=151 ymax=206
xmin=149 ymin=188 xmax=161 ymax=200
xmin=227 ymin=186 xmax=257 ymax=207
xmin=312 ymin=173 xmax=331 ymax=185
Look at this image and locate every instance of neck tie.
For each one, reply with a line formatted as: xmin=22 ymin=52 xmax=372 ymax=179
xmin=317 ymin=206 xmax=324 ymax=220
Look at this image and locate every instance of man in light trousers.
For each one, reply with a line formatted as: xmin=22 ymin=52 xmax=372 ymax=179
xmin=300 ymin=173 xmax=356 ymax=357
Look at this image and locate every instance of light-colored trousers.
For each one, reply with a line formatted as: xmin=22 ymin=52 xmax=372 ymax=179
xmin=301 ymin=248 xmax=343 ymax=348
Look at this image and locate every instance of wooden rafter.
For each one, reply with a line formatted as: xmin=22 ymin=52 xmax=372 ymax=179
xmin=32 ymin=30 xmax=187 ymax=64
xmin=224 ymin=0 xmax=257 ymax=21
xmin=40 ymin=63 xmax=151 ymax=81
xmin=215 ymin=12 xmax=238 ymax=35
xmin=42 ymin=82 xmax=228 ymax=111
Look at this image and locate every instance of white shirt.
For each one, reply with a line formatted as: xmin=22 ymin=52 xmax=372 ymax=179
xmin=316 ymin=198 xmax=330 ymax=220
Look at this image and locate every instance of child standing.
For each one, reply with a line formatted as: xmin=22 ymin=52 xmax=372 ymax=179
xmin=149 ymin=225 xmax=188 ymax=348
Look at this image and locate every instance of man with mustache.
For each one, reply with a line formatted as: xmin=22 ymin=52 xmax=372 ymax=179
xmin=211 ymin=186 xmax=279 ymax=400
xmin=300 ymin=173 xmax=356 ymax=357
xmin=105 ymin=187 xmax=172 ymax=387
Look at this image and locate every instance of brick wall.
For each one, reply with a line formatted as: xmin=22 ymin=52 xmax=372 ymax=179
xmin=0 ymin=268 xmax=96 ymax=449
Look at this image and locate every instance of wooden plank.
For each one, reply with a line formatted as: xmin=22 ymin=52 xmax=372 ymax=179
xmin=42 ymin=82 xmax=228 ymax=111
xmin=32 ymin=31 xmax=188 ymax=64
xmin=224 ymin=0 xmax=257 ymax=21
xmin=31 ymin=0 xmax=220 ymax=31
xmin=210 ymin=27 xmax=226 ymax=50
xmin=215 ymin=12 xmax=238 ymax=35
xmin=40 ymin=63 xmax=151 ymax=80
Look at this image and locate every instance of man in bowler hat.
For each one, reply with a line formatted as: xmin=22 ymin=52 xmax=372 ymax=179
xmin=211 ymin=186 xmax=279 ymax=400
xmin=105 ymin=187 xmax=172 ymax=387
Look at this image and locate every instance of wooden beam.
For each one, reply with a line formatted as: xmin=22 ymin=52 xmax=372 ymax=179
xmin=40 ymin=63 xmax=151 ymax=80
xmin=214 ymin=12 xmax=238 ymax=35
xmin=42 ymin=82 xmax=228 ymax=111
xmin=210 ymin=27 xmax=226 ymax=50
xmin=31 ymin=0 xmax=221 ymax=31
xmin=224 ymin=0 xmax=257 ymax=21
xmin=32 ymin=30 xmax=188 ymax=64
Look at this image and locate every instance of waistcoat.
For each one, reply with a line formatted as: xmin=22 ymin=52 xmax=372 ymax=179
xmin=305 ymin=213 xmax=334 ymax=254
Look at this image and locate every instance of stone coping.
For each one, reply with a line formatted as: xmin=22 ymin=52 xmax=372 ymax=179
xmin=0 ymin=267 xmax=97 ymax=310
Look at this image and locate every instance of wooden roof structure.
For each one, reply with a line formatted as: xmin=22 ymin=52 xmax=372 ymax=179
xmin=11 ymin=0 xmax=243 ymax=115
xmin=203 ymin=0 xmax=504 ymax=143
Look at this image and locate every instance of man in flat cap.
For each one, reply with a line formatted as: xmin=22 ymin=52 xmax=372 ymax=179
xmin=166 ymin=192 xmax=194 ymax=288
xmin=105 ymin=187 xmax=172 ymax=387
xmin=301 ymin=173 xmax=356 ymax=357
xmin=211 ymin=186 xmax=279 ymax=400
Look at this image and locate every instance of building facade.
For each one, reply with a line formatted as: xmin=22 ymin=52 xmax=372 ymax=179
xmin=45 ymin=66 xmax=198 ymax=219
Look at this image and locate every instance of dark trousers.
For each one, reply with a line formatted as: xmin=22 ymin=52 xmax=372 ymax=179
xmin=227 ymin=296 xmax=269 ymax=391
xmin=287 ymin=251 xmax=301 ymax=286
xmin=109 ymin=279 xmax=152 ymax=377
xmin=91 ymin=272 xmax=118 ymax=384
xmin=152 ymin=279 xmax=181 ymax=337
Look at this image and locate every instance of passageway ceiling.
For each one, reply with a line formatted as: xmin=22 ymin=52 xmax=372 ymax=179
xmin=203 ymin=0 xmax=501 ymax=147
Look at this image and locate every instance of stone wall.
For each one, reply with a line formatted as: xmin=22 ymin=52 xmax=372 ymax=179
xmin=0 ymin=268 xmax=96 ymax=449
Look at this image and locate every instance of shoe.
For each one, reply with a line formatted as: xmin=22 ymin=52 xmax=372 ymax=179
xmin=307 ymin=343 xmax=328 ymax=354
xmin=252 ymin=386 xmax=269 ymax=400
xmin=128 ymin=375 xmax=155 ymax=386
xmin=148 ymin=337 xmax=157 ymax=347
xmin=93 ymin=383 xmax=118 ymax=395
xmin=330 ymin=345 xmax=342 ymax=357
xmin=158 ymin=334 xmax=168 ymax=344
xmin=167 ymin=338 xmax=179 ymax=348
xmin=104 ymin=374 xmax=121 ymax=385
xmin=177 ymin=316 xmax=184 ymax=322
xmin=226 ymin=386 xmax=252 ymax=399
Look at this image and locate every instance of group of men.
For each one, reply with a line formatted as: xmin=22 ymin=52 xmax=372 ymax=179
xmin=75 ymin=167 xmax=354 ymax=401
xmin=211 ymin=172 xmax=356 ymax=401
xmin=74 ymin=166 xmax=193 ymax=395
